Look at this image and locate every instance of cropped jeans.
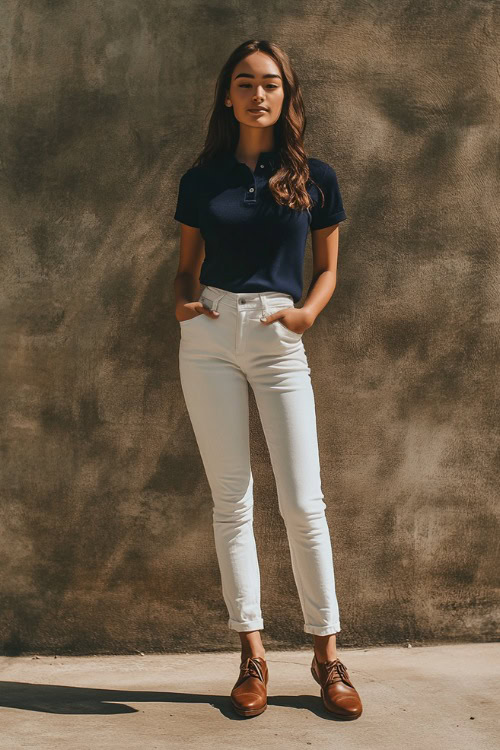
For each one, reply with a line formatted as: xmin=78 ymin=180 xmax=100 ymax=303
xmin=178 ymin=285 xmax=341 ymax=636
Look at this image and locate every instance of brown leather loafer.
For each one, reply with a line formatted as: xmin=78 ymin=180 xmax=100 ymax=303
xmin=311 ymin=654 xmax=362 ymax=719
xmin=230 ymin=655 xmax=269 ymax=717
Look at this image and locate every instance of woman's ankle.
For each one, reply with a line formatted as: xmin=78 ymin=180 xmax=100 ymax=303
xmin=241 ymin=648 xmax=266 ymax=660
xmin=239 ymin=630 xmax=265 ymax=660
xmin=313 ymin=634 xmax=337 ymax=663
xmin=314 ymin=651 xmax=338 ymax=663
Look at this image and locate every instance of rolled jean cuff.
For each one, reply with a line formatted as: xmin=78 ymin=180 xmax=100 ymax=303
xmin=304 ymin=622 xmax=341 ymax=636
xmin=228 ymin=617 xmax=264 ymax=632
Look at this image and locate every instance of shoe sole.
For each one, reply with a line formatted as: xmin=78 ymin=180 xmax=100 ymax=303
xmin=230 ymin=700 xmax=268 ymax=717
xmin=311 ymin=666 xmax=362 ymax=720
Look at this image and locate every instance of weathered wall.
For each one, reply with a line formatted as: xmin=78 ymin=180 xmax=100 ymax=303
xmin=1 ymin=1 xmax=499 ymax=654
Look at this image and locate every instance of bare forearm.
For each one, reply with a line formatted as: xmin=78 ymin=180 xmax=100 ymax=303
xmin=173 ymin=272 xmax=202 ymax=313
xmin=300 ymin=270 xmax=337 ymax=323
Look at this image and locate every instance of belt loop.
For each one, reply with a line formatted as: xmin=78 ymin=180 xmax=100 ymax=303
xmin=258 ymin=292 xmax=269 ymax=317
xmin=208 ymin=291 xmax=226 ymax=312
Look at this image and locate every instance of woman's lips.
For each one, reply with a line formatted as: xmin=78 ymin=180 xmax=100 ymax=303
xmin=248 ymin=108 xmax=268 ymax=113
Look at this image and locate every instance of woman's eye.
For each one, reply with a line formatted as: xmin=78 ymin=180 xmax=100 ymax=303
xmin=238 ymin=84 xmax=278 ymax=89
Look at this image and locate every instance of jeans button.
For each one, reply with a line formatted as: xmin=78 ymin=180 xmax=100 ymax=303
xmin=240 ymin=298 xmax=246 ymax=304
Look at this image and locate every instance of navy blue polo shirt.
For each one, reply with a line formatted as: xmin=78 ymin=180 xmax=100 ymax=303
xmin=173 ymin=149 xmax=347 ymax=303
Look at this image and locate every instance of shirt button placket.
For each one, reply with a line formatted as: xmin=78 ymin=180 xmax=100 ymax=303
xmin=245 ymin=183 xmax=256 ymax=203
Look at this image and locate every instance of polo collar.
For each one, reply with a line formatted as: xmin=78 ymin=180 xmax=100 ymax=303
xmin=218 ymin=149 xmax=280 ymax=174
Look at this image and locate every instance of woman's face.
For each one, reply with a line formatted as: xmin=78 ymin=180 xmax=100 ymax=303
xmin=226 ymin=51 xmax=285 ymax=128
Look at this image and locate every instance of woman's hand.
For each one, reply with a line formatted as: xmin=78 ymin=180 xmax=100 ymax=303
xmin=260 ymin=307 xmax=315 ymax=335
xmin=176 ymin=301 xmax=220 ymax=323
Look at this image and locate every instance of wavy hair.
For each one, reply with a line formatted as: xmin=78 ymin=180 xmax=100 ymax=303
xmin=190 ymin=39 xmax=324 ymax=213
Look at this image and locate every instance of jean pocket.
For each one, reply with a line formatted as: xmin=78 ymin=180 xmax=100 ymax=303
xmin=269 ymin=306 xmax=303 ymax=339
xmin=179 ymin=296 xmax=209 ymax=326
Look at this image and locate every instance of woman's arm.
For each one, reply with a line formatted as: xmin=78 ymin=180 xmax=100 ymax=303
xmin=260 ymin=223 xmax=340 ymax=334
xmin=173 ymin=224 xmax=205 ymax=321
xmin=173 ymin=224 xmax=219 ymax=322
xmin=301 ymin=223 xmax=340 ymax=323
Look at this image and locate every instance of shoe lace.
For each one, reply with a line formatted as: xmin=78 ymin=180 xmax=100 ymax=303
xmin=239 ymin=656 xmax=265 ymax=683
xmin=322 ymin=658 xmax=354 ymax=688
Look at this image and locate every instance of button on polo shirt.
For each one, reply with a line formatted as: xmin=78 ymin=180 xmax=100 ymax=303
xmin=173 ymin=148 xmax=347 ymax=303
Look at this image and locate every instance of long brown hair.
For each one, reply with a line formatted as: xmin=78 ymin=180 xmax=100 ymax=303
xmin=191 ymin=39 xmax=324 ymax=213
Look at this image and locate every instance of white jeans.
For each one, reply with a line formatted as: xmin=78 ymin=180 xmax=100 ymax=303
xmin=178 ymin=285 xmax=341 ymax=636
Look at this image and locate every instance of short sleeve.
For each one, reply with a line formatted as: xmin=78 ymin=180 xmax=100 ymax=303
xmin=173 ymin=168 xmax=200 ymax=228
xmin=309 ymin=162 xmax=347 ymax=230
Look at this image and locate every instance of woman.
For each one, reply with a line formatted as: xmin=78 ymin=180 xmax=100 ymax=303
xmin=173 ymin=39 xmax=362 ymax=720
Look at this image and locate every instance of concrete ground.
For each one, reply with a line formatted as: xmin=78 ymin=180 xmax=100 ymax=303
xmin=0 ymin=643 xmax=498 ymax=749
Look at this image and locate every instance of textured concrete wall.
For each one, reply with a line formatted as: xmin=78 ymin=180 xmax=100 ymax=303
xmin=1 ymin=1 xmax=499 ymax=655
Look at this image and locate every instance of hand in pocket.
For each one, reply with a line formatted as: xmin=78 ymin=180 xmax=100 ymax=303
xmin=176 ymin=300 xmax=220 ymax=323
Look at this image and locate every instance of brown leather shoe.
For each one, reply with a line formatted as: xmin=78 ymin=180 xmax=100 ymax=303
xmin=230 ymin=655 xmax=269 ymax=717
xmin=311 ymin=654 xmax=362 ymax=719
